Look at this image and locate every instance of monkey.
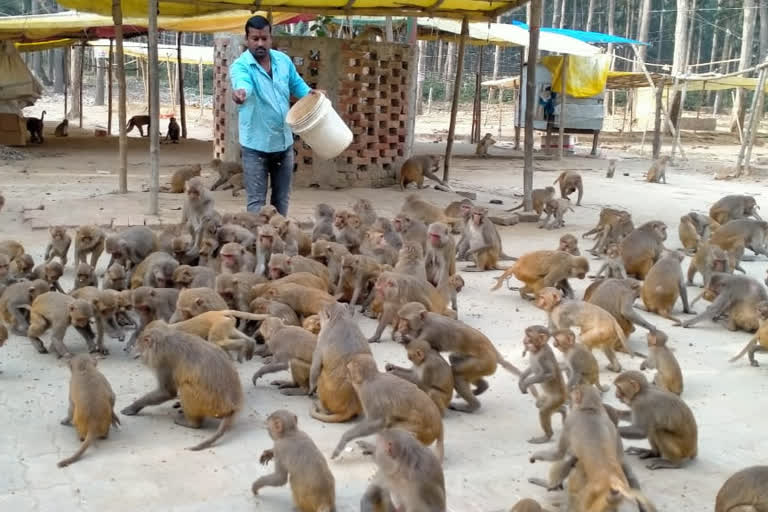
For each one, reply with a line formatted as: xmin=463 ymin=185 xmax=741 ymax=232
xmin=0 ymin=254 xmax=12 ymax=290
xmin=353 ymin=198 xmax=377 ymax=227
xmin=122 ymin=321 xmax=243 ymax=451
xmin=640 ymin=329 xmax=683 ymax=395
xmin=129 ymin=251 xmax=178 ymax=289
xmin=678 ymin=213 xmax=700 ymax=253
xmin=394 ymin=242 xmax=427 ymax=282
xmin=169 ymin=310 xmax=266 ymax=362
xmin=395 ymin=301 xmax=523 ymax=412
xmin=679 ymin=273 xmax=768 ymax=332
xmin=311 ymin=240 xmax=349 ymax=293
xmin=392 ymin=214 xmax=427 ymax=251
xmin=729 ymin=301 xmax=768 ymax=367
xmin=385 ymin=338 xmax=454 ymax=415
xmin=552 ymin=328 xmax=609 ymax=393
xmin=645 ymin=155 xmax=670 ymax=183
xmin=74 ymin=225 xmax=106 ymax=270
xmin=199 ymin=210 xmax=223 ymax=243
xmin=518 ymin=325 xmax=567 ymax=443
xmin=57 ymin=355 xmax=120 ymax=467
xmin=553 ymin=170 xmax=583 ymax=205
xmin=398 ymin=154 xmax=452 ymax=191
xmin=27 ymin=292 xmax=97 ymax=358
xmin=210 ymin=158 xmax=243 ymax=191
xmin=539 ymin=198 xmax=574 ymax=230
xmin=72 ymin=262 xmax=98 ymax=291
xmin=689 ymin=211 xmax=717 ymax=238
xmin=359 ymin=428 xmax=446 ymax=512
xmin=218 ymin=242 xmax=254 ymax=274
xmin=361 ymin=231 xmax=399 ymax=267
xmin=45 ymin=226 xmax=71 ymax=267
xmin=715 ymin=465 xmax=768 ymax=512
xmin=250 ymin=297 xmax=300 ymax=327
xmin=311 ymin=203 xmax=335 ymax=242
xmin=330 ymin=353 xmax=444 ymax=461
xmin=710 ymin=194 xmax=762 ymax=225
xmin=257 ymin=204 xmax=279 ymax=224
xmin=558 ymin=233 xmax=580 ymax=256
xmin=335 ymin=254 xmax=387 ymax=308
xmin=221 ymin=211 xmax=262 ymax=233
xmin=0 ymin=323 xmax=6 ymax=348
xmin=268 ymin=254 xmax=330 ymax=287
xmin=218 ymin=172 xmax=244 ymax=197
xmin=54 ymin=118 xmax=69 ymax=137
xmin=251 ymin=273 xmax=327 ymax=299
xmin=302 ymin=314 xmax=321 ymax=334
xmin=251 ymin=317 xmax=316 ymax=393
xmin=265 ymin=283 xmax=336 ymax=317
xmin=333 ymin=210 xmax=363 ymax=254
xmin=583 ymin=208 xmax=634 ymax=256
xmin=585 ymin=278 xmax=657 ymax=337
xmin=491 ymin=250 xmax=589 ymax=300
xmin=688 ymin=238 xmax=731 ymax=288
xmin=710 ymin=219 xmax=768 ymax=266
xmin=475 ymin=132 xmax=496 ymax=157
xmin=72 ymin=286 xmax=124 ymax=345
xmin=0 ymin=240 xmax=25 ymax=261
xmin=165 ymin=116 xmax=180 ymax=143
xmin=444 ymin=198 xmax=473 ymax=218
xmin=31 ymin=260 xmax=65 ymax=293
xmin=606 ymin=158 xmax=617 ymax=178
xmin=640 ymin=250 xmax=693 ymax=323
xmin=169 ymin=286 xmax=228 ymax=323
xmin=507 ymin=186 xmax=556 ymax=217
xmin=620 ymin=220 xmax=668 ymax=280
xmin=126 ymin=114 xmax=150 ymax=136
xmin=535 ymin=287 xmax=632 ymax=372
xmin=180 ymin=177 xmax=216 ymax=249
xmin=0 ymin=279 xmax=49 ymax=336
xmin=216 ymin=223 xmax=256 ymax=247
xmin=160 ymin=164 xmax=201 ymax=193
xmin=425 ymin=222 xmax=456 ymax=287
xmin=198 ymin=236 xmax=220 ymax=269
xmin=273 ymin=218 xmax=312 ymax=257
xmin=125 ymin=286 xmax=179 ymax=350
xmin=590 ymin=243 xmax=627 ymax=280
xmin=254 ymin=224 xmax=286 ymax=276
xmin=105 ymin=226 xmax=157 ymax=272
xmin=173 ymin=264 xmax=216 ymax=290
xmin=101 ymin=263 xmax=127 ymax=291
xmin=251 ymin=410 xmax=335 ymax=512
xmin=613 ymin=370 xmax=698 ymax=469
xmin=463 ymin=206 xmax=509 ymax=271
xmin=371 ymin=216 xmax=403 ymax=250
xmin=308 ymin=302 xmax=374 ymax=423
xmin=26 ymin=110 xmax=46 ymax=143
xmin=399 ymin=194 xmax=461 ymax=231
xmin=12 ymin=253 xmax=35 ymax=281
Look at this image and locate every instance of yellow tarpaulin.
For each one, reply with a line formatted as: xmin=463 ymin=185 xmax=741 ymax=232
xmin=15 ymin=39 xmax=79 ymax=52
xmin=541 ymin=54 xmax=612 ymax=98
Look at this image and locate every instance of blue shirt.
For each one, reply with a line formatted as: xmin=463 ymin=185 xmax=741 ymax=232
xmin=230 ymin=48 xmax=311 ymax=153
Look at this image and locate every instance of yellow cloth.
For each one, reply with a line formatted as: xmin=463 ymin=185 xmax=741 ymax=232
xmin=541 ymin=54 xmax=612 ymax=98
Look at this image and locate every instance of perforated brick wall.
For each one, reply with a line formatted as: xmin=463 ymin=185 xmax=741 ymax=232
xmin=213 ymin=36 xmax=413 ymax=188
xmin=212 ymin=37 xmax=237 ymax=162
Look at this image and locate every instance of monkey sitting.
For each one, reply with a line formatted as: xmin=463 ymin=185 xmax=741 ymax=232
xmin=126 ymin=115 xmax=150 ymax=137
xmin=54 ymin=119 xmax=69 ymax=137
xmin=606 ymin=158 xmax=617 ymax=178
xmin=165 ymin=116 xmax=180 ymax=143
xmin=475 ymin=133 xmax=496 ymax=157
xmin=646 ymin=155 xmax=670 ymax=183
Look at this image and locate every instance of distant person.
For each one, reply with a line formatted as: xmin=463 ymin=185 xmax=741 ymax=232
xmin=230 ymin=15 xmax=322 ymax=215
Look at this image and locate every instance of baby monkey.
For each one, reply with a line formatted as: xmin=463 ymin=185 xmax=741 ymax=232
xmin=552 ymin=328 xmax=609 ymax=393
xmin=475 ymin=132 xmax=496 ymax=157
xmin=590 ymin=243 xmax=627 ymax=279
xmin=640 ymin=329 xmax=683 ymax=395
xmin=539 ymin=198 xmax=574 ymax=230
xmin=385 ymin=338 xmax=454 ymax=415
xmin=646 ymin=155 xmax=670 ymax=183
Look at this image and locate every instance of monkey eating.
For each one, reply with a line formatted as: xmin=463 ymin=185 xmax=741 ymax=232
xmin=398 ymin=154 xmax=453 ymax=191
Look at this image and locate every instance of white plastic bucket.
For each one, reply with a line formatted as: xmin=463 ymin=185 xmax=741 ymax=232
xmin=286 ymin=93 xmax=353 ymax=161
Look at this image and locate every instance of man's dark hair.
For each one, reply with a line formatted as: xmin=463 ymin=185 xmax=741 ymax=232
xmin=245 ymin=15 xmax=271 ymax=35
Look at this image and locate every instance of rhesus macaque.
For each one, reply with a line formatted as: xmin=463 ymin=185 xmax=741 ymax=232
xmin=475 ymin=132 xmax=496 ymax=157
xmin=250 ymin=297 xmax=300 ymax=327
xmin=399 ymin=194 xmax=461 ymax=230
xmin=129 ymin=251 xmax=178 ymax=289
xmin=160 ymin=164 xmax=201 ymax=193
xmin=252 ymin=317 xmax=316 ymax=393
xmin=126 ymin=286 xmax=179 ymax=350
xmin=353 ymin=198 xmax=377 ymax=227
xmin=393 ymin=214 xmax=427 ymax=251
xmin=72 ymin=262 xmax=98 ymax=291
xmin=274 ymin=217 xmax=311 ymax=257
xmin=491 ymin=250 xmax=589 ymax=300
xmin=620 ymin=220 xmax=668 ymax=280
xmin=539 ymin=198 xmax=574 ymax=230
xmin=583 ymin=208 xmax=634 ymax=256
xmin=180 ymin=177 xmax=216 ymax=248
xmin=0 ymin=240 xmax=25 ymax=261
xmin=552 ymin=328 xmax=609 ymax=392
xmin=125 ymin=114 xmax=150 ymax=136
xmin=606 ymin=158 xmax=617 ymax=178
xmin=425 ymin=222 xmax=456 ymax=287
xmin=105 ymin=226 xmax=157 ymax=272
xmin=385 ymin=338 xmax=454 ymax=415
xmin=333 ymin=210 xmax=362 ymax=253
xmin=678 ymin=213 xmax=700 ymax=253
xmin=398 ymin=154 xmax=452 ymax=191
xmin=54 ymin=118 xmax=69 ymax=137
xmin=45 ymin=226 xmax=71 ymax=267
xmin=169 ymin=286 xmax=227 ymax=323
xmin=715 ymin=466 xmax=768 ymax=512
xmin=251 ymin=410 xmax=336 ymax=512
xmin=210 ymin=158 xmax=243 ymax=190
xmin=688 ymin=239 xmax=730 ymax=288
xmin=26 ymin=110 xmax=46 ymax=143
xmin=0 ymin=279 xmax=49 ymax=335
xmin=311 ymin=203 xmax=335 ymax=242
xmin=174 ymin=264 xmax=216 ymax=290
xmin=265 ymin=283 xmax=336 ymax=317
xmin=311 ymin=239 xmax=350 ymax=293
xmin=34 ymin=261 xmax=65 ymax=293
xmin=558 ymin=233 xmax=580 ymax=256
xmin=165 ymin=116 xmax=180 ymax=143
xmin=72 ymin=286 xmax=123 ymax=346
xmin=613 ymin=370 xmax=698 ymax=469
xmin=710 ymin=194 xmax=762 ymax=225
xmin=679 ymin=273 xmax=768 ymax=332
xmin=371 ymin=217 xmax=403 ymax=249
xmin=641 ymin=250 xmax=693 ymax=323
xmin=394 ymin=242 xmax=427 ymax=282
xmin=269 ymin=254 xmax=330 ymax=286
xmin=507 ymin=186 xmax=556 ymax=217
xmin=75 ymin=225 xmax=105 ymax=269
xmin=12 ymin=253 xmax=35 ymax=281
xmin=645 ymin=155 xmax=670 ymax=183
xmin=219 ymin=242 xmax=254 ymax=274
xmin=463 ymin=206 xmax=508 ymax=271
xmin=553 ymin=170 xmax=583 ymax=205
xmin=169 ymin=309 xmax=265 ymax=362
xmin=710 ymin=219 xmax=768 ymax=267
xmin=640 ymin=330 xmax=683 ymax=395
xmin=254 ymin=224 xmax=285 ymax=276
xmin=216 ymin=223 xmax=255 ymax=247
xmin=198 ymin=236 xmax=219 ymax=269
xmin=590 ymin=243 xmax=627 ymax=279
xmin=518 ymin=325 xmax=567 ymax=443
xmin=302 ymin=315 xmax=321 ymax=334
xmin=57 ymin=354 xmax=120 ymax=467
xmin=27 ymin=292 xmax=97 ymax=358
xmin=335 ymin=254 xmax=386 ymax=307
xmin=729 ymin=300 xmax=768 ymax=367
xmin=585 ymin=278 xmax=657 ymax=336
xmin=122 ymin=321 xmax=242 ymax=451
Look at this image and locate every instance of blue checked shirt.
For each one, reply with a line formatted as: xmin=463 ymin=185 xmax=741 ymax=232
xmin=230 ymin=48 xmax=310 ymax=153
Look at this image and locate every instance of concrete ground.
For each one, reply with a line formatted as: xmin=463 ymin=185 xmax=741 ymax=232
xmin=1 ymin=131 xmax=768 ymax=512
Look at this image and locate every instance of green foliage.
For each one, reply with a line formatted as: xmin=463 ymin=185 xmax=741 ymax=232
xmin=309 ymin=16 xmax=335 ymax=37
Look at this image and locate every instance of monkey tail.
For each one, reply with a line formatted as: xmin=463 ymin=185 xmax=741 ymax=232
xmin=613 ymin=320 xmax=633 ymax=357
xmin=188 ymin=413 xmax=235 ymax=451
xmin=729 ymin=336 xmax=758 ymax=363
xmin=499 ymin=251 xmax=518 ymax=261
xmin=58 ymin=431 xmax=94 ymax=468
xmin=223 ymin=310 xmax=270 ymax=321
xmin=505 ymin=203 xmax=524 ymax=212
xmin=490 ymin=268 xmax=515 ymax=291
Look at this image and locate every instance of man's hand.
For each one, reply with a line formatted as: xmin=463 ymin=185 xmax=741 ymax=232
xmin=232 ymin=89 xmax=247 ymax=104
xmin=310 ymin=89 xmax=327 ymax=97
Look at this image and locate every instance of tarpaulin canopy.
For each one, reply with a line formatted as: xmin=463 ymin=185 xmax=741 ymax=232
xmin=512 ymin=21 xmax=648 ymax=45
xmin=418 ymin=18 xmax=600 ymax=55
xmin=59 ymin=0 xmax=530 ymax=21
xmin=0 ymin=41 xmax=43 ymax=112
xmin=541 ymin=54 xmax=612 ymax=97
xmin=89 ymin=38 xmax=214 ymax=65
xmin=15 ymin=39 xmax=81 ymax=52
xmin=680 ymin=74 xmax=768 ymax=92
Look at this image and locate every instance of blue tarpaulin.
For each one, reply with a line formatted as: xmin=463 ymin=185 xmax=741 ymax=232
xmin=511 ymin=20 xmax=649 ymax=45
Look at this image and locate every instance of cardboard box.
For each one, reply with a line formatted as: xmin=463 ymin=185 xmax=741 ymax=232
xmin=0 ymin=113 xmax=25 ymax=146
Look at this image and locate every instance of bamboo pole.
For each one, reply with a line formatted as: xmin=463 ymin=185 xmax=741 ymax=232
xmin=148 ymin=0 xmax=160 ymax=214
xmin=107 ymin=38 xmax=113 ymax=135
xmin=177 ymin=32 xmax=187 ymax=138
xmin=558 ymin=55 xmax=568 ymax=160
xmin=113 ymin=0 xmax=127 ymax=193
xmin=442 ymin=17 xmax=468 ymax=182
xmin=652 ymin=83 xmax=663 ymax=158
xmin=198 ymin=57 xmax=204 ymax=122
xmin=524 ymin=0 xmax=542 ymax=210
xmin=78 ymin=42 xmax=84 ymax=129
xmin=166 ymin=60 xmax=175 ymax=113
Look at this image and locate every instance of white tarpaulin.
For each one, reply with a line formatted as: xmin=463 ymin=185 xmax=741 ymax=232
xmin=89 ymin=39 xmax=214 ymax=65
xmin=0 ymin=41 xmax=43 ymax=114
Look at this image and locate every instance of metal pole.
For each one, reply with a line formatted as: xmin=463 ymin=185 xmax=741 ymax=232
xmin=557 ymin=55 xmax=568 ymax=160
xmin=443 ymin=17 xmax=468 ymax=182
xmin=113 ymin=0 xmax=128 ymax=193
xmin=177 ymin=32 xmax=187 ymax=139
xmin=524 ymin=0 xmax=542 ymax=211
xmin=148 ymin=0 xmax=160 ymax=214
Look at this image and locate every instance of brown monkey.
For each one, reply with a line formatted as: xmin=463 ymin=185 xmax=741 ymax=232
xmin=590 ymin=243 xmax=627 ymax=280
xmin=606 ymin=158 xmax=617 ymax=178
xmin=169 ymin=310 xmax=265 ymax=362
xmin=26 ymin=110 xmax=45 ymax=143
xmin=392 ymin=214 xmax=428 ymax=254
xmin=250 ymin=296 xmax=300 ymax=327
xmin=425 ymin=222 xmax=456 ymax=287
xmin=710 ymin=219 xmax=768 ymax=265
xmin=33 ymin=261 xmax=65 ymax=293
xmin=125 ymin=114 xmax=150 ymax=136
xmin=0 ymin=324 xmax=6 ymax=348
xmin=173 ymin=264 xmax=215 ymax=289
xmin=274 ymin=217 xmax=312 ymax=257
xmin=198 ymin=236 xmax=220 ymax=269
xmin=385 ymin=338 xmax=454 ymax=415
xmin=222 ymin=175 xmax=245 ymax=199
xmin=463 ymin=206 xmax=508 ymax=271
xmin=251 ymin=273 xmax=327 ymax=298
xmin=394 ymin=242 xmax=427 ymax=281
xmin=12 ymin=253 xmax=35 ymax=281
xmin=507 ymin=186 xmax=556 ymax=217
xmin=254 ymin=224 xmax=286 ymax=276
xmin=640 ymin=330 xmax=683 ymax=395
xmin=0 ymin=279 xmax=49 ymax=336
xmin=71 ymin=286 xmax=122 ymax=347
xmin=169 ymin=287 xmax=227 ymax=322
xmin=510 ymin=499 xmax=545 ymax=512
xmin=333 ymin=210 xmax=363 ymax=254
xmin=122 ymin=322 xmax=243 ymax=451
xmin=641 ymin=250 xmax=693 ymax=323
xmin=45 ymin=226 xmax=71 ymax=267
xmin=620 ymin=220 xmax=668 ymax=280
xmin=728 ymin=301 xmax=768 ymax=367
xmin=353 ymin=198 xmax=377 ymax=227
xmin=68 ymin=262 xmax=96 ymax=291
xmin=519 ymin=325 xmax=567 ymax=443
xmin=126 ymin=286 xmax=179 ymax=350
xmin=311 ymin=240 xmax=350 ymax=293
xmin=399 ymin=154 xmax=452 ymax=191
xmin=105 ymin=226 xmax=157 ymax=272
xmin=160 ymin=164 xmax=201 ymax=193
xmin=216 ymin=223 xmax=256 ymax=247
xmin=335 ymin=254 xmax=386 ymax=307
xmin=372 ymin=216 xmax=403 ymax=249
xmin=645 ymin=155 xmax=670 ymax=183
xmin=583 ymin=208 xmax=634 ymax=256
xmin=535 ymin=287 xmax=631 ymax=372
xmin=57 ymin=355 xmax=120 ymax=467
xmin=395 ymin=301 xmax=522 ymax=412
xmin=102 ymin=263 xmax=127 ymax=291
xmin=687 ymin=239 xmax=730 ymax=288
xmin=585 ymin=277 xmax=657 ymax=336
xmin=552 ymin=328 xmax=609 ymax=392
xmin=180 ymin=177 xmax=216 ymax=248
xmin=399 ymin=194 xmax=460 ymax=230
xmin=251 ymin=410 xmax=335 ymax=512
xmin=362 ymin=231 xmax=399 ymax=267
xmin=680 ymin=273 xmax=768 ymax=331
xmin=710 ymin=194 xmax=762 ymax=225
xmin=553 ymin=170 xmax=583 ymax=205
xmin=265 ymin=283 xmax=336 ymax=317
xmin=221 ymin=211 xmax=262 ymax=233
xmin=614 ymin=370 xmax=698 ymax=469
xmin=302 ymin=314 xmax=321 ymax=334
xmin=268 ymin=253 xmax=329 ymax=285
xmin=689 ymin=211 xmax=717 ymax=237
xmin=0 ymin=240 xmax=24 ymax=261
xmin=129 ymin=251 xmax=178 ymax=289
xmin=252 ymin=317 xmax=316 ymax=393
xmin=311 ymin=203 xmax=335 ymax=242
xmin=444 ymin=198 xmax=473 ymax=218
xmin=165 ymin=116 xmax=180 ymax=143
xmin=0 ymin=254 xmax=11 ymax=290
xmin=539 ymin=198 xmax=574 ymax=230
xmin=558 ymin=233 xmax=580 ymax=256
xmin=678 ymin=213 xmax=700 ymax=253
xmin=74 ymin=226 xmax=105 ymax=269
xmin=491 ymin=250 xmax=589 ymax=300
xmin=309 ymin=302 xmax=373 ymax=423
xmin=27 ymin=292 xmax=97 ymax=358
xmin=475 ymin=132 xmax=496 ymax=157
xmin=715 ymin=466 xmax=768 ymax=512
xmin=219 ymin=242 xmax=254 ymax=274
xmin=54 ymin=118 xmax=69 ymax=137
xmin=210 ymin=158 xmax=243 ymax=190
xmin=331 ymin=354 xmax=444 ymax=461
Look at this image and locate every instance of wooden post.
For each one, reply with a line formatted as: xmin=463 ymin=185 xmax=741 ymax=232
xmin=148 ymin=0 xmax=160 ymax=215
xmin=652 ymin=79 xmax=663 ymax=158
xmin=515 ymin=46 xmax=524 ymax=150
xmin=198 ymin=57 xmax=204 ymax=121
xmin=524 ymin=0 xmax=542 ymax=211
xmin=558 ymin=55 xmax=568 ymax=160
xmin=166 ymin=60 xmax=175 ymax=112
xmin=63 ymin=53 xmax=68 ymax=120
xmin=113 ymin=0 xmax=127 ymax=193
xmin=78 ymin=42 xmax=85 ymax=128
xmin=671 ymin=76 xmax=687 ymax=162
xmin=107 ymin=38 xmax=113 ymax=135
xmin=177 ymin=32 xmax=187 ymax=139
xmin=442 ymin=17 xmax=468 ymax=182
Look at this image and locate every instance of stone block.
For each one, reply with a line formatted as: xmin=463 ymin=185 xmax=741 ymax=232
xmin=517 ymin=212 xmax=541 ymax=223
xmin=489 ymin=213 xmax=519 ymax=226
xmin=455 ymin=191 xmax=477 ymax=200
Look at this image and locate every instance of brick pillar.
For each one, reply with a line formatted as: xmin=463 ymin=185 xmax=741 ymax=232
xmin=213 ymin=34 xmax=243 ymax=163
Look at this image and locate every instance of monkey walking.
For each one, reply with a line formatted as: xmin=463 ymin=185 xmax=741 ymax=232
xmin=126 ymin=115 xmax=150 ymax=137
xmin=26 ymin=110 xmax=46 ymax=143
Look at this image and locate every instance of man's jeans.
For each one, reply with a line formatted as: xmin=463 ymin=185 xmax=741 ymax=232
xmin=241 ymin=146 xmax=293 ymax=216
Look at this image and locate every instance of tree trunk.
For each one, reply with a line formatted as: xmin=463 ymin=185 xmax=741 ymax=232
xmin=571 ymin=0 xmax=578 ymax=29
xmin=436 ymin=40 xmax=444 ymax=75
xmin=760 ymin=0 xmax=768 ymax=65
xmin=559 ymin=0 xmax=567 ymax=28
xmin=669 ymin=0 xmax=690 ymax=129
xmin=731 ymin=0 xmax=757 ymax=132
xmin=489 ymin=17 xmax=502 ymax=102
xmin=585 ymin=0 xmax=595 ymax=31
xmin=634 ymin=0 xmax=652 ymax=69
xmin=445 ymin=42 xmax=456 ymax=99
xmin=53 ymin=48 xmax=66 ymax=94
xmin=714 ymin=29 xmax=732 ymax=115
xmin=68 ymin=46 xmax=82 ymax=120
xmin=95 ymin=56 xmax=106 ymax=106
xmin=606 ymin=0 xmax=615 ymax=57
xmin=552 ymin=0 xmax=561 ymax=27
xmin=416 ymin=40 xmax=425 ymax=115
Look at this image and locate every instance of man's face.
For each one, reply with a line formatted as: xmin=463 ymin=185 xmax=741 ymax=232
xmin=246 ymin=26 xmax=271 ymax=59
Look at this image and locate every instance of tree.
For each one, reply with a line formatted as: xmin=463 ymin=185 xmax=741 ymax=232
xmin=731 ymin=0 xmax=757 ymax=132
xmin=585 ymin=0 xmax=595 ymax=31
xmin=669 ymin=0 xmax=690 ymax=129
xmin=68 ymin=45 xmax=83 ymax=120
xmin=634 ymin=0 xmax=652 ymax=69
xmin=552 ymin=0 xmax=561 ymax=27
xmin=760 ymin=0 xmax=768 ymax=70
xmin=490 ymin=17 xmax=502 ymax=102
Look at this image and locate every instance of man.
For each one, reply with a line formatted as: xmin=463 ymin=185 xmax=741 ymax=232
xmin=230 ymin=15 xmax=319 ymax=215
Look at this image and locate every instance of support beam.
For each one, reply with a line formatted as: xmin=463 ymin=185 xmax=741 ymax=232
xmin=442 ymin=17 xmax=468 ymax=182
xmin=652 ymin=80 xmax=663 ymax=158
xmin=107 ymin=38 xmax=113 ymax=135
xmin=148 ymin=0 xmax=160 ymax=214
xmin=177 ymin=32 xmax=187 ymax=139
xmin=113 ymin=0 xmax=127 ymax=193
xmin=78 ymin=42 xmax=85 ymax=129
xmin=557 ymin=55 xmax=567 ymax=160
xmin=523 ymin=0 xmax=541 ymax=211
xmin=514 ymin=46 xmax=523 ymax=150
